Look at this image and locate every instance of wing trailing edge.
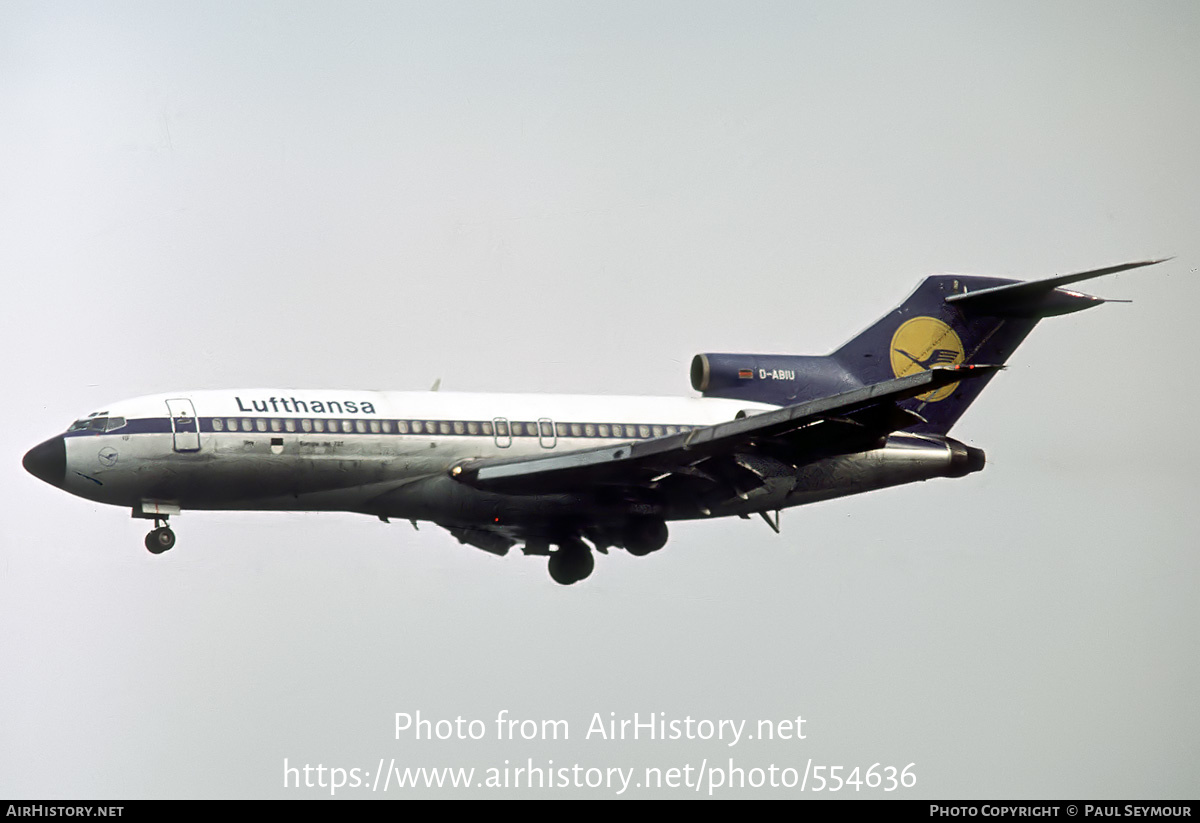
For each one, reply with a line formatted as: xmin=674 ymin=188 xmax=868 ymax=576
xmin=451 ymin=364 xmax=999 ymax=495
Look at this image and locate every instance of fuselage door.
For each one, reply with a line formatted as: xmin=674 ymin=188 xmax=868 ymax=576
xmin=538 ymin=417 xmax=556 ymax=449
xmin=492 ymin=417 xmax=511 ymax=449
xmin=165 ymin=398 xmax=200 ymax=452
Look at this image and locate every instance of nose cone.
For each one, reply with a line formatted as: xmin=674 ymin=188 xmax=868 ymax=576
xmin=23 ymin=436 xmax=66 ymax=487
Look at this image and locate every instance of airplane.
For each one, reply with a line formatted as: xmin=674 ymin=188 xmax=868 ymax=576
xmin=22 ymin=259 xmax=1163 ymax=584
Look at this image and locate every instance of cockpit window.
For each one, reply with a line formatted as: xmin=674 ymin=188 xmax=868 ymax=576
xmin=66 ymin=415 xmax=125 ymax=433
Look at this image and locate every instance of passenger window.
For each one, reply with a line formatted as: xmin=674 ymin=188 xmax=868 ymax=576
xmin=382 ymin=421 xmax=392 ymax=433
xmin=482 ymin=422 xmax=493 ymax=436
xmin=439 ymin=422 xmax=451 ymax=435
xmin=584 ymin=423 xmax=596 ymax=437
xmin=314 ymin=419 xmax=325 ymax=433
xmin=271 ymin=419 xmax=283 ymax=432
xmin=355 ymin=420 xmax=366 ymax=433
xmin=453 ymin=421 xmax=465 ymax=435
xmin=242 ymin=418 xmax=253 ymax=431
xmin=370 ymin=420 xmax=380 ymax=433
xmin=256 ymin=419 xmax=267 ymax=432
xmin=301 ymin=419 xmax=312 ymax=432
xmin=638 ymin=425 xmax=650 ymax=438
xmin=285 ymin=419 xmax=296 ymax=432
xmin=570 ymin=423 xmax=583 ymax=437
xmin=652 ymin=425 xmax=664 ymax=437
xmin=213 ymin=418 xmax=224 ymax=432
xmin=398 ymin=421 xmax=410 ymax=434
xmin=494 ymin=420 xmax=509 ymax=436
xmin=540 ymin=421 xmax=554 ymax=437
xmin=556 ymin=422 xmax=569 ymax=437
xmin=342 ymin=420 xmax=353 ymax=433
xmin=467 ymin=421 xmax=479 ymax=435
xmin=511 ymin=422 xmax=523 ymax=436
xmin=426 ymin=421 xmax=437 ymax=434
xmin=411 ymin=421 xmax=422 ymax=434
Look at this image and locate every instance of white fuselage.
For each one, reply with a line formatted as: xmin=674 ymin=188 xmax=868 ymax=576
xmin=26 ymin=384 xmax=981 ymax=577
xmin=29 ymin=259 xmax=1137 ymax=579
xmin=56 ymin=389 xmax=779 ymax=515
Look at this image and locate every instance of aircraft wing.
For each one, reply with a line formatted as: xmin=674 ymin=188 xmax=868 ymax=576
xmin=451 ymin=364 xmax=998 ymax=498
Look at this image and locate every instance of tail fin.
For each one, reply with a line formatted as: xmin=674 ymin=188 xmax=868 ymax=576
xmin=832 ymin=259 xmax=1165 ymax=433
xmin=692 ymin=260 xmax=1165 ymax=434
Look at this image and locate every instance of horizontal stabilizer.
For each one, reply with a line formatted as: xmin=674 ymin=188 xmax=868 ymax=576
xmin=945 ymin=259 xmax=1167 ymax=317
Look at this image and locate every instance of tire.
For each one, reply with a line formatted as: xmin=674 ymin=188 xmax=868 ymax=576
xmin=623 ymin=517 xmax=668 ymax=556
xmin=548 ymin=544 xmax=594 ymax=585
xmin=145 ymin=527 xmax=175 ymax=554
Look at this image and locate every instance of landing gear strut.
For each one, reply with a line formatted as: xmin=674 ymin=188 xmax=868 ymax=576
xmin=144 ymin=519 xmax=176 ymax=554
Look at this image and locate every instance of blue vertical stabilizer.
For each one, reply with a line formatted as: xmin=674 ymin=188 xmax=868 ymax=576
xmin=692 ymin=260 xmax=1165 ymax=434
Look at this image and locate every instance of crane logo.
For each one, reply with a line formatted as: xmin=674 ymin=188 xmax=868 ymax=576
xmin=890 ymin=317 xmax=965 ymax=402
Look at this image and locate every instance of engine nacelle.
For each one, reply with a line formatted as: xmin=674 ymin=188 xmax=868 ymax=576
xmin=690 ymin=353 xmax=858 ymax=405
xmin=782 ymin=433 xmax=985 ymax=509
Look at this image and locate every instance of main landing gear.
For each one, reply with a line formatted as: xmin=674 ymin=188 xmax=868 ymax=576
xmin=541 ymin=517 xmax=670 ymax=585
xmin=144 ymin=519 xmax=176 ymax=554
xmin=547 ymin=539 xmax=594 ymax=586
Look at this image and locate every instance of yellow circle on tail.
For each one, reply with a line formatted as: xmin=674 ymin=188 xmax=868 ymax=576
xmin=889 ymin=317 xmax=965 ymax=402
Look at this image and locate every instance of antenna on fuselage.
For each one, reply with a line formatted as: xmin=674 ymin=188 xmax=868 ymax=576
xmin=430 ymin=378 xmax=441 ymax=392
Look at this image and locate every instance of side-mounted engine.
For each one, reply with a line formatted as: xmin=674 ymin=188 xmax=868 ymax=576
xmin=690 ymin=352 xmax=860 ymax=407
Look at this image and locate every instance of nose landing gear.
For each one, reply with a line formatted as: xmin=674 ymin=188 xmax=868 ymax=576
xmin=144 ymin=519 xmax=176 ymax=554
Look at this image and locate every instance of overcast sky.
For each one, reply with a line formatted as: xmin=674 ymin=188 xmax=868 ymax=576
xmin=2 ymin=1 xmax=1197 ymax=798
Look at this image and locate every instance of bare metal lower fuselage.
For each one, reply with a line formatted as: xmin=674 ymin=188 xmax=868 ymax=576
xmin=58 ymin=423 xmax=979 ymax=528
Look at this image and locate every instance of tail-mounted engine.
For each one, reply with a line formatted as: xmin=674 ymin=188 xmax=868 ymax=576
xmin=690 ymin=353 xmax=860 ymax=406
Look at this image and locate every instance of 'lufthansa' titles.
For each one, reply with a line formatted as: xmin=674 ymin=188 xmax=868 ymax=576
xmin=234 ymin=396 xmax=377 ymax=415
